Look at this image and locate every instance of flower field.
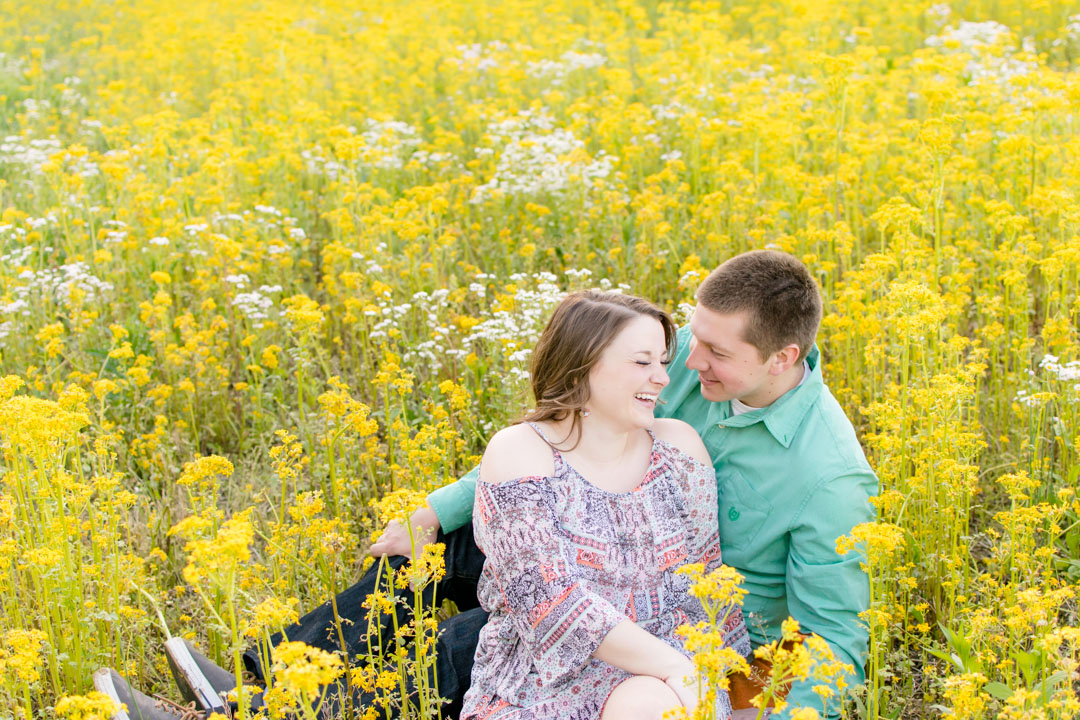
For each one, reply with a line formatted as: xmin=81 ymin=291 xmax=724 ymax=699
xmin=1 ymin=0 xmax=1079 ymax=717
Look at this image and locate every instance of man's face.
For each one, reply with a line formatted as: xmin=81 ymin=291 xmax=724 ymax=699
xmin=686 ymin=306 xmax=777 ymax=406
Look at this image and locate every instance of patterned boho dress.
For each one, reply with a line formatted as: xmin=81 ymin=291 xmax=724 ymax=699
xmin=461 ymin=423 xmax=751 ymax=720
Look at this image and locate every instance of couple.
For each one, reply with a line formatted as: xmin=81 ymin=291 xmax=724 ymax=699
xmin=98 ymin=251 xmax=875 ymax=720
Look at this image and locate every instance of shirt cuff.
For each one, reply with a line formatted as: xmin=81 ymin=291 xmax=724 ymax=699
xmin=427 ymin=480 xmax=475 ymax=533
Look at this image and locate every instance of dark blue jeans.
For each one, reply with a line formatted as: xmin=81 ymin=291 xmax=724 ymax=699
xmin=244 ymin=524 xmax=488 ymax=718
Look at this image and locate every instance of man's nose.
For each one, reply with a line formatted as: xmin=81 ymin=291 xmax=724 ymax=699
xmin=685 ymin=339 xmax=706 ymax=371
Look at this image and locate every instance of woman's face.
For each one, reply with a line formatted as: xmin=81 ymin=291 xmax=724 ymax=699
xmin=586 ymin=315 xmax=671 ymax=430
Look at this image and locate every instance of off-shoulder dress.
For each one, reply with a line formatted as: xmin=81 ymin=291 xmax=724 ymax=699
xmin=460 ymin=423 xmax=751 ymax=720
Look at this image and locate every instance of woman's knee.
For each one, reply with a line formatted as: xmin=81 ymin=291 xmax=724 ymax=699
xmin=600 ymin=676 xmax=681 ymax=720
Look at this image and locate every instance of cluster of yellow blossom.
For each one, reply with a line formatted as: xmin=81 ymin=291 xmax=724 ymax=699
xmin=1 ymin=0 xmax=1079 ymax=716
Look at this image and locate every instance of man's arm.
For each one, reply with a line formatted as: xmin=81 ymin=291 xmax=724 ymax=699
xmin=368 ymin=466 xmax=478 ymax=557
xmin=426 ymin=464 xmax=479 ymax=532
xmin=777 ymin=468 xmax=876 ymax=719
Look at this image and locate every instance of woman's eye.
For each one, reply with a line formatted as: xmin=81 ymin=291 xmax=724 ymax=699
xmin=661 ymin=360 xmax=672 ymax=366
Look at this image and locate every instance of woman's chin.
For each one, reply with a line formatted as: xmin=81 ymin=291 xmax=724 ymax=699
xmin=629 ymin=406 xmax=658 ymax=428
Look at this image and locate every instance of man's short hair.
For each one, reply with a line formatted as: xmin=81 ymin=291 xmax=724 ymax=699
xmin=696 ymin=250 xmax=822 ymax=362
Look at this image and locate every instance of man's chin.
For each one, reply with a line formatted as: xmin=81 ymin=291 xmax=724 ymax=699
xmin=698 ymin=382 xmax=729 ymax=402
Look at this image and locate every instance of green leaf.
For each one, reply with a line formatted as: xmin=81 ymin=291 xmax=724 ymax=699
xmin=926 ymin=647 xmax=961 ymax=672
xmin=1037 ymin=670 xmax=1068 ymax=700
xmin=936 ymin=624 xmax=982 ymax=673
xmin=984 ymin=682 xmax=1013 ymax=700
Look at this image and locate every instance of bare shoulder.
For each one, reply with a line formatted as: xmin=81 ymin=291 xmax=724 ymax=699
xmin=651 ymin=418 xmax=712 ymax=467
xmin=479 ymin=423 xmax=556 ymax=485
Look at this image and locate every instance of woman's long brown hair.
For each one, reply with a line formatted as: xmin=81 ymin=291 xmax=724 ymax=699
xmin=520 ymin=291 xmax=676 ymax=449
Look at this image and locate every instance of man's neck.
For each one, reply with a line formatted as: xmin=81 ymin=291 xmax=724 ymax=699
xmin=738 ymin=362 xmax=807 ymax=410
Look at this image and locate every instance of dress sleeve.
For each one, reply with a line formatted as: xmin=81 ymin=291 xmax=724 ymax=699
xmin=679 ymin=453 xmax=752 ymax=659
xmin=473 ymin=475 xmax=627 ymax=687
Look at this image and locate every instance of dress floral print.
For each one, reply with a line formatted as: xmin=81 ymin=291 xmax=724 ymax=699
xmin=461 ymin=424 xmax=751 ymax=720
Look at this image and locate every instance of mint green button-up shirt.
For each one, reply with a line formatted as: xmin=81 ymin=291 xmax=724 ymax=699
xmin=428 ymin=326 xmax=877 ymax=719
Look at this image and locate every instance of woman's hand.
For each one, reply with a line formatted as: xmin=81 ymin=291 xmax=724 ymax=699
xmin=368 ymin=503 xmax=440 ymax=558
xmin=662 ymin=661 xmax=700 ymax=710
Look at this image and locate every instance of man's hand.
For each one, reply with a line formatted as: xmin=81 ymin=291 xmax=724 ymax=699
xmin=368 ymin=502 xmax=441 ymax=558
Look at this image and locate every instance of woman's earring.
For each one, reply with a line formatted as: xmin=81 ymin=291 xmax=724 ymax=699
xmin=580 ymin=408 xmax=591 ymax=418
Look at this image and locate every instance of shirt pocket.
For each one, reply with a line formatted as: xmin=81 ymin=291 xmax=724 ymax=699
xmin=716 ymin=469 xmax=773 ymax=551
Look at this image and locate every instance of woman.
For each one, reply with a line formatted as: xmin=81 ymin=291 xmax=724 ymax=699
xmin=461 ymin=291 xmax=750 ymax=720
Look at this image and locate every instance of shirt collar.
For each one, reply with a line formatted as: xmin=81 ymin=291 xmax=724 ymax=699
xmin=713 ymin=346 xmax=823 ymax=448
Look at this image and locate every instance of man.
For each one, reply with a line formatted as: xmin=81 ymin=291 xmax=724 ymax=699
xmin=373 ymin=250 xmax=876 ymax=718
xmin=162 ymin=250 xmax=874 ymax=720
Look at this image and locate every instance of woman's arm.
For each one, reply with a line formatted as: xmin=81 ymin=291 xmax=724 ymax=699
xmin=594 ymin=620 xmax=699 ymax=704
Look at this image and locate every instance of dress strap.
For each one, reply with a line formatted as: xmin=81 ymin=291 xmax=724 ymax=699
xmin=525 ymin=421 xmax=567 ymax=474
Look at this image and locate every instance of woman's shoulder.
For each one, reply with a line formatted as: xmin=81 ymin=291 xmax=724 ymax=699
xmin=480 ymin=422 xmax=557 ymax=486
xmin=651 ymin=418 xmax=712 ymax=468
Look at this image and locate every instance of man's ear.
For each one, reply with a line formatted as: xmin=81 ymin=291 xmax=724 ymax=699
xmin=769 ymin=344 xmax=801 ymax=375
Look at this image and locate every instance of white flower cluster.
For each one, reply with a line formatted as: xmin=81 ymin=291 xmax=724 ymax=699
xmin=927 ymin=19 xmax=1010 ymax=49
xmin=361 ymin=119 xmax=422 ymax=170
xmin=1061 ymin=15 xmax=1080 ymax=44
xmin=526 ymin=51 xmax=607 ymax=84
xmin=925 ymin=20 xmax=1034 ymax=86
xmin=926 ymin=3 xmax=951 ymax=25
xmin=471 ymin=112 xmax=616 ymax=202
xmin=1015 ymin=353 xmax=1080 ymax=407
xmin=0 ymin=52 xmax=27 ymax=80
xmin=452 ymin=42 xmax=509 ymax=72
xmin=0 ymin=220 xmax=30 ymax=252
xmin=463 ymin=272 xmax=567 ymax=382
xmin=302 ymin=145 xmax=346 ymax=180
xmin=652 ymin=101 xmax=692 ymax=120
xmin=482 ymin=109 xmax=557 ymax=138
xmin=58 ymin=76 xmax=88 ymax=113
xmin=0 ymin=134 xmax=102 ymax=181
xmin=1039 ymin=354 xmax=1080 ymax=384
xmin=15 ymin=261 xmax=114 ymax=306
xmin=401 ymin=288 xmax=457 ymax=367
xmin=207 ymin=205 xmax=306 ymax=258
xmin=0 ymin=136 xmax=62 ymax=173
xmin=408 ymin=149 xmax=455 ymax=168
xmin=368 ymin=298 xmax=414 ymax=344
xmin=353 ymin=268 xmax=630 ymax=379
xmin=302 ymin=120 xmax=456 ymax=178
xmin=232 ymin=285 xmax=283 ymax=328
xmin=0 ymin=244 xmax=36 ymax=267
